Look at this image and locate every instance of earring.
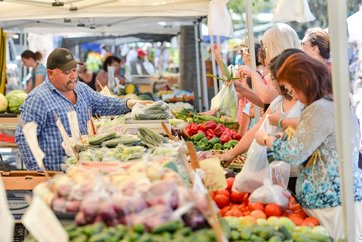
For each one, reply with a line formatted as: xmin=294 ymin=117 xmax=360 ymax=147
xmin=287 ymin=89 xmax=294 ymax=97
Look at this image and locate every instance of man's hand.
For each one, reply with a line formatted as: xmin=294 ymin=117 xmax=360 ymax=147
xmin=126 ymin=99 xmax=153 ymax=109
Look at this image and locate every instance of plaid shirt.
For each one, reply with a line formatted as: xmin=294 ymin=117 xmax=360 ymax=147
xmin=15 ymin=79 xmax=130 ymax=171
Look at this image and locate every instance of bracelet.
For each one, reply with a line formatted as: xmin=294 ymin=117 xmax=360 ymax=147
xmin=263 ymin=134 xmax=269 ymax=146
xmin=277 ymin=118 xmax=284 ymax=128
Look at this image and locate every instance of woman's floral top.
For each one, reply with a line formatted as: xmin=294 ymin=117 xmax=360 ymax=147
xmin=270 ymin=98 xmax=362 ymax=209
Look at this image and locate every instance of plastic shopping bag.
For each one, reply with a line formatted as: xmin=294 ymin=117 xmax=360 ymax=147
xmin=210 ymin=83 xmax=238 ymax=121
xmin=232 ymin=115 xmax=276 ymax=193
xmin=249 ymin=178 xmax=290 ymax=209
xmin=270 ymin=161 xmax=291 ymax=189
xmin=232 ymin=139 xmax=271 ymax=193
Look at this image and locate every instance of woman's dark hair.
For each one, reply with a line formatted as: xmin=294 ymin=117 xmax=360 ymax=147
xmin=269 ymin=48 xmax=304 ymax=100
xmin=102 ymin=55 xmax=121 ymax=71
xmin=305 ymin=28 xmax=330 ymax=59
xmin=254 ymin=43 xmax=262 ymax=66
xmin=21 ymin=50 xmax=42 ymax=61
xmin=277 ymin=52 xmax=332 ymax=105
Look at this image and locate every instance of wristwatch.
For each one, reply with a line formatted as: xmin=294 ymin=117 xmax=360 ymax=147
xmin=263 ymin=134 xmax=269 ymax=146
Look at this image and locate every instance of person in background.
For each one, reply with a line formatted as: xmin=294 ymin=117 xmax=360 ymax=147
xmin=78 ymin=64 xmax=97 ymax=91
xmin=15 ymin=48 xmax=150 ymax=171
xmin=220 ymin=49 xmax=304 ymax=169
xmin=301 ymin=27 xmax=331 ymax=71
xmin=130 ymin=48 xmax=149 ymax=75
xmin=255 ymin=52 xmax=362 ymax=240
xmin=21 ymin=50 xmax=47 ymax=93
xmin=96 ymin=55 xmax=125 ymax=91
xmin=238 ymin=23 xmax=301 ymax=111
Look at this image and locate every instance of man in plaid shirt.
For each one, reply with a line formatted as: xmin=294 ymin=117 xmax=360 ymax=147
xmin=15 ymin=48 xmax=145 ymax=171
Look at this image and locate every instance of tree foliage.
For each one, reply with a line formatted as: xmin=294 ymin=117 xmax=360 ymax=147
xmin=227 ymin=0 xmax=361 ymax=36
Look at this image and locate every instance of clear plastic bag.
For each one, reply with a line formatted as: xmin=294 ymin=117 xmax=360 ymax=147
xmin=270 ymin=160 xmax=291 ymax=189
xmin=210 ymin=83 xmax=238 ymax=121
xmin=249 ymin=178 xmax=290 ymax=209
xmin=131 ymin=101 xmax=171 ymax=120
xmin=232 ymin=116 xmax=276 ymax=193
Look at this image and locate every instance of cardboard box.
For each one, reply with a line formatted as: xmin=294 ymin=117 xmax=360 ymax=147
xmin=1 ymin=170 xmax=60 ymax=190
xmin=1 ymin=170 xmax=60 ymax=220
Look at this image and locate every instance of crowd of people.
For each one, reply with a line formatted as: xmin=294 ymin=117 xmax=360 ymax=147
xmin=20 ymin=47 xmax=160 ymax=94
xmin=15 ymin=22 xmax=362 ymax=240
xmin=208 ymin=23 xmax=362 ymax=240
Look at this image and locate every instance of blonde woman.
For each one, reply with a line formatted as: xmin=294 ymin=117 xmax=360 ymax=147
xmin=237 ymin=23 xmax=301 ymax=109
xmin=301 ymin=28 xmax=331 ymax=71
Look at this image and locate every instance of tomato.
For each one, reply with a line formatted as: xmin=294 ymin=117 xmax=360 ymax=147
xmin=239 ymin=204 xmax=247 ymax=212
xmin=214 ymin=194 xmax=229 ymax=209
xmin=248 ymin=202 xmax=265 ymax=212
xmin=225 ymin=207 xmax=243 ymax=217
xmin=264 ymin=203 xmax=282 ymax=217
xmin=220 ymin=205 xmax=230 ymax=216
xmin=217 ymin=189 xmax=230 ymax=199
xmin=226 ymin=177 xmax=235 ymax=191
xmin=287 ymin=214 xmax=304 ymax=226
xmin=231 ymin=191 xmax=244 ymax=204
xmin=302 ymin=217 xmax=319 ymax=227
xmin=209 ymin=191 xmax=217 ymax=200
xmin=250 ymin=210 xmax=267 ymax=220
xmin=295 ymin=208 xmax=308 ymax=219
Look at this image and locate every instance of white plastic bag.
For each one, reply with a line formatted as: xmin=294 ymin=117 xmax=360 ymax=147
xmin=270 ymin=161 xmax=291 ymax=189
xmin=232 ymin=115 xmax=276 ymax=193
xmin=249 ymin=178 xmax=290 ymax=209
xmin=210 ymin=83 xmax=238 ymax=121
xmin=273 ymin=0 xmax=315 ymax=23
xmin=207 ymin=0 xmax=233 ymax=37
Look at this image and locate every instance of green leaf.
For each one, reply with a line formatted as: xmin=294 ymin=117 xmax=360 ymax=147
xmin=221 ymin=61 xmax=232 ymax=81
xmin=206 ymin=74 xmax=227 ymax=82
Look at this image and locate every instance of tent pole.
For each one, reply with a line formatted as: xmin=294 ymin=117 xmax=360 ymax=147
xmin=194 ymin=22 xmax=203 ymax=111
xmin=199 ymin=23 xmax=209 ymax=111
xmin=216 ymin=35 xmax=222 ymax=89
xmin=327 ymin=0 xmax=356 ymax=240
xmin=210 ymin=35 xmax=218 ymax=96
xmin=244 ymin=0 xmax=259 ymax=122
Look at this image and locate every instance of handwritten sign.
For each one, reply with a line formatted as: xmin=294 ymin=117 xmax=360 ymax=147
xmin=0 ymin=176 xmax=15 ymax=242
xmin=199 ymin=157 xmax=227 ymax=191
xmin=23 ymin=122 xmax=46 ymax=170
xmin=22 ymin=195 xmax=68 ymax=242
xmin=67 ymin=109 xmax=81 ymax=144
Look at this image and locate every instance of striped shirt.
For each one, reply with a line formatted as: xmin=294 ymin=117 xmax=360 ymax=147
xmin=15 ymin=79 xmax=130 ymax=171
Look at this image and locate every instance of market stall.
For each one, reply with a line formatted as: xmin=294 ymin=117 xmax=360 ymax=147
xmin=0 ymin=0 xmax=359 ymax=241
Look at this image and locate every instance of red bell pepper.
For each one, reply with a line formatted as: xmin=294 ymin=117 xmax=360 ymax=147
xmin=198 ymin=123 xmax=207 ymax=132
xmin=214 ymin=124 xmax=226 ymax=137
xmin=232 ymin=133 xmax=241 ymax=141
xmin=206 ymin=129 xmax=216 ymax=139
xmin=220 ymin=129 xmax=231 ymax=144
xmin=204 ymin=121 xmax=217 ymax=130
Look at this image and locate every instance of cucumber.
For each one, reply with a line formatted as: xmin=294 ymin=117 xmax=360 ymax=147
xmin=151 ymin=220 xmax=183 ymax=234
xmin=88 ymin=132 xmax=116 ymax=145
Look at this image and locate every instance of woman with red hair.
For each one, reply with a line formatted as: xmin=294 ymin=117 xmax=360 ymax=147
xmin=255 ymin=52 xmax=362 ymax=239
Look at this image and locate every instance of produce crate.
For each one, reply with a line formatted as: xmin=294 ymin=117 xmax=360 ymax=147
xmin=1 ymin=170 xmax=60 ymax=220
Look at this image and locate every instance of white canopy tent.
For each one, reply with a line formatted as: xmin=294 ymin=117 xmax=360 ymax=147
xmin=0 ymin=0 xmax=209 ymax=34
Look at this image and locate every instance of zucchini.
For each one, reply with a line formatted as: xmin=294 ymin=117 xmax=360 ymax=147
xmin=103 ymin=135 xmax=140 ymax=148
xmin=88 ymin=132 xmax=116 ymax=145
